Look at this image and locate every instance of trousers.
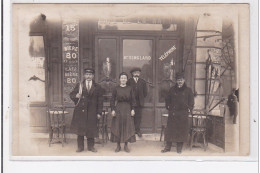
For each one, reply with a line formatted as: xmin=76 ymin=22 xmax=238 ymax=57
xmin=134 ymin=107 xmax=142 ymax=133
xmin=165 ymin=141 xmax=184 ymax=152
xmin=77 ymin=135 xmax=94 ymax=150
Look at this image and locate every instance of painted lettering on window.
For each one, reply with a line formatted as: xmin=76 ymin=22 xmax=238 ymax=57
xmin=159 ymin=45 xmax=176 ymax=61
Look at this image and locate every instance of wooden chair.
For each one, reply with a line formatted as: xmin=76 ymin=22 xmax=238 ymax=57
xmin=47 ymin=105 xmax=69 ymax=147
xmin=190 ymin=111 xmax=208 ymax=151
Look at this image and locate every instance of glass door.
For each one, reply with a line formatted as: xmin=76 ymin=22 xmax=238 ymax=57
xmin=120 ymin=37 xmax=156 ymax=133
xmin=155 ymin=38 xmax=180 ymax=132
xmin=95 ymin=36 xmax=119 ymax=102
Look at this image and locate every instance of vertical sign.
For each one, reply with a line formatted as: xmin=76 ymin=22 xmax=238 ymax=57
xmin=62 ymin=19 xmax=79 ymax=104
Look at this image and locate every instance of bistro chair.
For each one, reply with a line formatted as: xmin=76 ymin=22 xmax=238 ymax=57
xmin=97 ymin=109 xmax=109 ymax=146
xmin=190 ymin=110 xmax=208 ymax=151
xmin=47 ymin=105 xmax=69 ymax=147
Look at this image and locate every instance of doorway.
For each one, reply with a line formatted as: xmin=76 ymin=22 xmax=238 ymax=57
xmin=95 ymin=35 xmax=181 ymax=133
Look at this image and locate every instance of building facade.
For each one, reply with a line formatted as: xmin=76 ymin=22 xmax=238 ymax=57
xmin=14 ymin=5 xmax=238 ymax=152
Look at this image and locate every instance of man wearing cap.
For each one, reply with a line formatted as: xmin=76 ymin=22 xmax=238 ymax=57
xmin=70 ymin=68 xmax=104 ymax=153
xmin=161 ymin=72 xmax=194 ymax=154
xmin=127 ymin=67 xmax=147 ymax=137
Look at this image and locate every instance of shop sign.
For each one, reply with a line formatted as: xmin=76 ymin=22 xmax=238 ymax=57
xmin=123 ymin=55 xmax=151 ymax=61
xmin=62 ymin=19 xmax=79 ymax=104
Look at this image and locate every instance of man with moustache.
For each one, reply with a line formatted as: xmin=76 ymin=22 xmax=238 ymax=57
xmin=161 ymin=72 xmax=194 ymax=154
xmin=70 ymin=68 xmax=104 ymax=153
xmin=127 ymin=67 xmax=147 ymax=137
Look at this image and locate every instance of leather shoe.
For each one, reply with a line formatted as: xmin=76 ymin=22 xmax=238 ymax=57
xmin=124 ymin=145 xmax=130 ymax=153
xmin=88 ymin=147 xmax=97 ymax=153
xmin=161 ymin=148 xmax=170 ymax=153
xmin=115 ymin=146 xmax=121 ymax=153
xmin=76 ymin=148 xmax=84 ymax=152
xmin=137 ymin=132 xmax=142 ymax=137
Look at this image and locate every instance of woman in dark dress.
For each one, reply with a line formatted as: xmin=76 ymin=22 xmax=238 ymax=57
xmin=110 ymin=72 xmax=136 ymax=153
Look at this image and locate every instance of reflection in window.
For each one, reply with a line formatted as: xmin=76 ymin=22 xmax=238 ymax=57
xmin=123 ymin=39 xmax=153 ymax=103
xmin=97 ymin=39 xmax=117 ymax=101
xmin=28 ymin=36 xmax=46 ymax=102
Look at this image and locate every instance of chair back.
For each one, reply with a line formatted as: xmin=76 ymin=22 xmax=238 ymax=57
xmin=191 ymin=110 xmax=207 ymax=129
xmin=161 ymin=113 xmax=168 ymax=126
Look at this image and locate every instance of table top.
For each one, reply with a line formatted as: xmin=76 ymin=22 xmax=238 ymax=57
xmin=48 ymin=111 xmax=69 ymax=114
xmin=162 ymin=113 xmax=168 ymax=117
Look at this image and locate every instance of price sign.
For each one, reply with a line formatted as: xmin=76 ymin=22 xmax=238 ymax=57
xmin=62 ymin=19 xmax=79 ymax=104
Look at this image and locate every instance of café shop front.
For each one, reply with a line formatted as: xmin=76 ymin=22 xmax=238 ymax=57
xmin=25 ymin=10 xmax=236 ymax=150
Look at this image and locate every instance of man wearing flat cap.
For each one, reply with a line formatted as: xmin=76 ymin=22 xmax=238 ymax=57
xmin=70 ymin=68 xmax=104 ymax=153
xmin=127 ymin=67 xmax=147 ymax=137
xmin=161 ymin=72 xmax=194 ymax=154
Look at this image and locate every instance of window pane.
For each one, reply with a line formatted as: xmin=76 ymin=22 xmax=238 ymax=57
xmin=28 ymin=36 xmax=46 ymax=102
xmin=123 ymin=39 xmax=153 ymax=103
xmin=97 ymin=39 xmax=117 ymax=100
xmin=157 ymin=40 xmax=177 ymax=103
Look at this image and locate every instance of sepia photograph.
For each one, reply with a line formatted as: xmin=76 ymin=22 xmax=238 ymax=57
xmin=10 ymin=3 xmax=251 ymax=159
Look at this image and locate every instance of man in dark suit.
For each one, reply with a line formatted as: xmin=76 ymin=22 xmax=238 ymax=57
xmin=127 ymin=67 xmax=148 ymax=137
xmin=70 ymin=68 xmax=104 ymax=152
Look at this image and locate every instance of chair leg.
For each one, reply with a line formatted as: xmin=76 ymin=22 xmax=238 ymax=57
xmin=63 ymin=126 xmax=67 ymax=143
xmin=188 ymin=130 xmax=192 ymax=147
xmin=206 ymin=132 xmax=208 ymax=147
xmin=203 ymin=133 xmax=207 ymax=151
xmin=49 ymin=128 xmax=53 ymax=147
xmin=61 ymin=127 xmax=64 ymax=147
xmin=194 ymin=133 xmax=198 ymax=145
xmin=160 ymin=125 xmax=165 ymax=142
xmin=102 ymin=123 xmax=105 ymax=147
xmin=190 ymin=132 xmax=195 ymax=150
xmin=105 ymin=125 xmax=109 ymax=143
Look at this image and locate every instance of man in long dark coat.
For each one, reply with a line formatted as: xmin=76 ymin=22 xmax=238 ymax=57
xmin=70 ymin=68 xmax=104 ymax=152
xmin=227 ymin=88 xmax=238 ymax=124
xmin=127 ymin=67 xmax=147 ymax=137
xmin=161 ymin=72 xmax=194 ymax=154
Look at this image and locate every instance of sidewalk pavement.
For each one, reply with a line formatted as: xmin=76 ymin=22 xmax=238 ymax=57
xmin=17 ymin=133 xmax=238 ymax=157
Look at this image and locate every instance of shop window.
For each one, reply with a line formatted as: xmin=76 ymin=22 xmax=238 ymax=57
xmin=157 ymin=39 xmax=177 ymax=103
xmin=122 ymin=39 xmax=153 ymax=103
xmin=96 ymin=38 xmax=118 ymax=100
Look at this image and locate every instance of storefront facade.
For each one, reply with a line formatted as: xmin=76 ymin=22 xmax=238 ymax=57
xmin=26 ymin=11 xmax=236 ymax=150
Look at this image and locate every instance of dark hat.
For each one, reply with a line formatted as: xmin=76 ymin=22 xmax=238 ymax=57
xmin=84 ymin=68 xmax=95 ymax=74
xmin=176 ymin=72 xmax=185 ymax=79
xmin=130 ymin=67 xmax=141 ymax=74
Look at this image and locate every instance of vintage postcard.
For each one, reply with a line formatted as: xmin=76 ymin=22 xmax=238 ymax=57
xmin=10 ymin=3 xmax=251 ymax=160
